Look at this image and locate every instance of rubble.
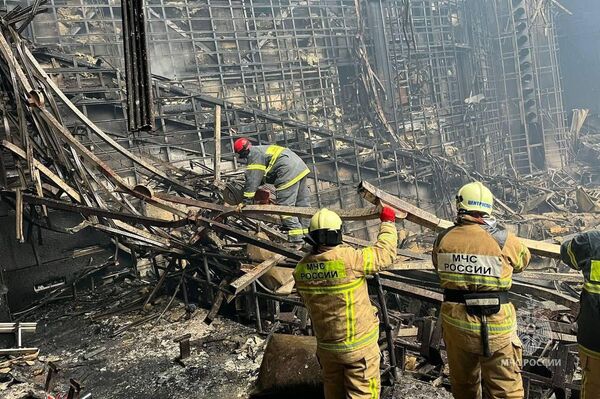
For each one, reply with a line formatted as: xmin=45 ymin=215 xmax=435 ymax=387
xmin=0 ymin=281 xmax=456 ymax=399
xmin=2 ymin=282 xmax=266 ymax=399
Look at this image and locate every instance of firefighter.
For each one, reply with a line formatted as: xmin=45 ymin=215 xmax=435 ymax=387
xmin=293 ymin=206 xmax=398 ymax=399
xmin=432 ymin=182 xmax=531 ymax=399
xmin=233 ymin=138 xmax=310 ymax=243
xmin=560 ymin=232 xmax=600 ymax=399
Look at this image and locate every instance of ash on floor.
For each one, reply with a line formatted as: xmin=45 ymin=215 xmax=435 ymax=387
xmin=385 ymin=379 xmax=453 ymax=399
xmin=1 ymin=282 xmax=452 ymax=399
xmin=2 ymin=281 xmax=264 ymax=399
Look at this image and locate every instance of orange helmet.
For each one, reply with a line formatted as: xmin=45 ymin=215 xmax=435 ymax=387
xmin=233 ymin=138 xmax=251 ymax=158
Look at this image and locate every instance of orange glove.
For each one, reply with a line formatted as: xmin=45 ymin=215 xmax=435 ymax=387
xmin=380 ymin=206 xmax=396 ymax=222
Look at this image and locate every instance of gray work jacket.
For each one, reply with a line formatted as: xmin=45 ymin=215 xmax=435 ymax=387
xmin=242 ymin=145 xmax=309 ymax=202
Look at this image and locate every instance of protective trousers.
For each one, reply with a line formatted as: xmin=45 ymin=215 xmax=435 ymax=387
xmin=443 ymin=328 xmax=524 ymax=399
xmin=316 ymin=343 xmax=381 ymax=399
xmin=277 ymin=176 xmax=310 ymax=242
xmin=580 ymin=350 xmax=600 ymax=399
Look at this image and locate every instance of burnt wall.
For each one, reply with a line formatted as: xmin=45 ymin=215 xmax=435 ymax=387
xmin=0 ymin=202 xmax=117 ymax=313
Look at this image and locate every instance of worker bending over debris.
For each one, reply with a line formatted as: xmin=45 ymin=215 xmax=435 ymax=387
xmin=293 ymin=206 xmax=398 ymax=399
xmin=560 ymin=232 xmax=600 ymax=399
xmin=234 ymin=138 xmax=310 ymax=243
xmin=432 ymin=182 xmax=531 ymax=399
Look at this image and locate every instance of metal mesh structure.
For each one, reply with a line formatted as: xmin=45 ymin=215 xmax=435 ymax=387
xmin=364 ymin=0 xmax=508 ymax=175
xmin=491 ymin=0 xmax=568 ymax=174
xmin=0 ymin=0 xmax=570 ymax=236
xmin=26 ymin=0 xmax=358 ymax=128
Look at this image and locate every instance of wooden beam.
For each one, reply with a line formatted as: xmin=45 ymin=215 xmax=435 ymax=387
xmin=519 ymin=238 xmax=561 ymax=259
xmin=387 ymin=260 xmax=435 ymax=271
xmin=378 ymin=276 xmax=444 ymax=303
xmin=3 ymin=191 xmax=190 ymax=228
xmin=380 ymin=269 xmax=578 ymax=310
xmin=229 ymin=254 xmax=286 ymax=296
xmin=155 ymin=192 xmax=383 ymax=222
xmin=34 ymin=107 xmax=188 ymax=219
xmin=241 ymin=204 xmax=381 ymax=221
xmin=551 ymin=332 xmax=576 ymax=343
xmin=0 ymin=33 xmax=33 ymax=94
xmin=396 ymin=326 xmax=419 ymax=337
xmin=204 ymin=279 xmax=229 ymax=325
xmin=15 ymin=188 xmax=24 ymax=243
xmin=193 ymin=214 xmax=304 ymax=260
xmin=359 ymin=181 xmax=446 ymax=229
xmin=510 ymin=281 xmax=579 ymax=310
xmin=358 ymin=180 xmax=560 ymax=258
xmin=213 ymin=105 xmax=222 ymax=182
xmin=2 ymin=140 xmax=81 ymax=202
xmin=517 ymin=271 xmax=582 ymax=283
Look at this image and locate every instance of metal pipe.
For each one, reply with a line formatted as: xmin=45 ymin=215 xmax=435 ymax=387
xmin=251 ymin=282 xmax=262 ymax=333
xmin=374 ymin=273 xmax=401 ymax=381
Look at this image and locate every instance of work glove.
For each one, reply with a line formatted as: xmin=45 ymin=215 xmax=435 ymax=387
xmin=380 ymin=206 xmax=396 ymax=223
xmin=235 ymin=203 xmax=245 ymax=213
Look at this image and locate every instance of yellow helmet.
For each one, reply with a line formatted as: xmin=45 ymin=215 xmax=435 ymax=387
xmin=456 ymin=182 xmax=494 ymax=215
xmin=308 ymin=208 xmax=343 ymax=246
xmin=309 ymin=208 xmax=342 ymax=233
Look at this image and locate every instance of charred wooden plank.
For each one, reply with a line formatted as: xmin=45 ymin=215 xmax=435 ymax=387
xmin=2 ymin=191 xmax=188 ymax=228
xmin=15 ymin=188 xmax=24 ymax=243
xmin=510 ymin=281 xmax=578 ymax=309
xmin=240 ymin=204 xmax=381 ymax=221
xmin=387 ymin=259 xmax=582 ymax=282
xmin=387 ymin=260 xmax=435 ymax=271
xmin=193 ymin=214 xmax=303 ymax=260
xmin=229 ymin=254 xmax=287 ymax=296
xmin=158 ymin=193 xmax=382 ymax=222
xmin=144 ymin=258 xmax=176 ymax=309
xmin=2 ymin=141 xmax=81 ymax=202
xmin=378 ymin=276 xmax=443 ymax=303
xmin=33 ymin=107 xmax=188 ymax=219
xmin=204 ymin=279 xmax=229 ymax=325
xmin=213 ymin=105 xmax=222 ymax=182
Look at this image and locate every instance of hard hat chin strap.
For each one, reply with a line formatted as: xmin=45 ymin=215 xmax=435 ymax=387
xmin=458 ymin=209 xmax=490 ymax=216
xmin=457 ymin=210 xmax=493 ymax=226
xmin=307 ymin=229 xmax=342 ymax=247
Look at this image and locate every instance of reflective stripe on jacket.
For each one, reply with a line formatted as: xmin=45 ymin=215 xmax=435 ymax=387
xmin=432 ymin=216 xmax=531 ymax=353
xmin=242 ymin=145 xmax=309 ymax=200
xmin=293 ymin=222 xmax=398 ymax=353
xmin=560 ymin=231 xmax=600 ymax=357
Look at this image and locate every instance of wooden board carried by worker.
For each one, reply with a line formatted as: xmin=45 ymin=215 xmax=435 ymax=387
xmin=358 ymin=180 xmax=561 ymax=259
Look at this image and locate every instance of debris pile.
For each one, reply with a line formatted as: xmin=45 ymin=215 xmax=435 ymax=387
xmin=1 ymin=282 xmax=267 ymax=399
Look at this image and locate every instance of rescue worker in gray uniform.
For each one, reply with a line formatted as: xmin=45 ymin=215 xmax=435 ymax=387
xmin=233 ymin=138 xmax=310 ymax=243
